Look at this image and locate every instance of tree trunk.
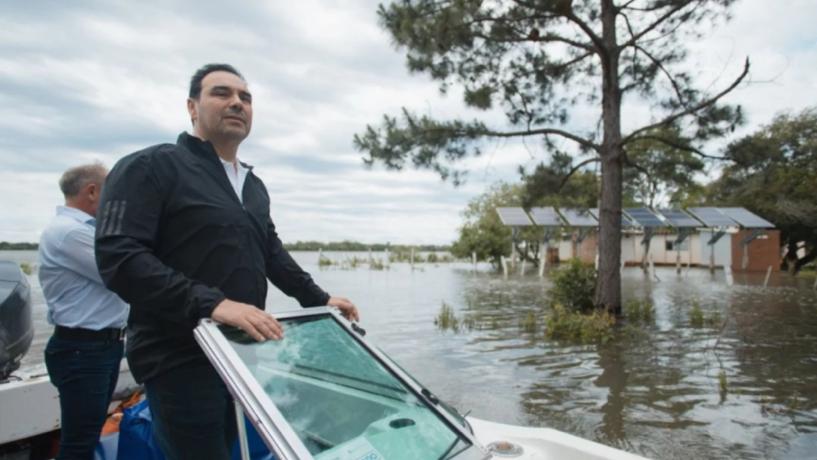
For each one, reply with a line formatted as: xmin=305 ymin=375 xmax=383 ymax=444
xmin=783 ymin=240 xmax=800 ymax=275
xmin=594 ymin=0 xmax=623 ymax=314
xmin=794 ymin=246 xmax=817 ymax=274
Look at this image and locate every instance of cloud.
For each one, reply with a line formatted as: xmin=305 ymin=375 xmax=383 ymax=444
xmin=1 ymin=0 xmax=815 ymax=244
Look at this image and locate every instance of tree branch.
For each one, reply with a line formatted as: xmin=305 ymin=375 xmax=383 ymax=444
xmin=564 ymin=11 xmax=606 ymax=53
xmin=632 ymin=44 xmax=688 ymax=107
xmin=559 ymin=157 xmax=601 ymax=190
xmin=617 ymin=1 xmax=696 ymax=50
xmin=471 ymin=32 xmax=595 ymax=51
xmin=622 ymin=58 xmax=750 ymax=144
xmin=627 ymin=135 xmax=726 ymax=160
xmin=482 ymin=127 xmax=600 ymax=151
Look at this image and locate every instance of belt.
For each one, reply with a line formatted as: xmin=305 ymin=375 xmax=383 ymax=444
xmin=54 ymin=325 xmax=126 ymax=342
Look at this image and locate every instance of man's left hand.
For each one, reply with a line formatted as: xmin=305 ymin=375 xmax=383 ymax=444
xmin=327 ymin=296 xmax=359 ymax=322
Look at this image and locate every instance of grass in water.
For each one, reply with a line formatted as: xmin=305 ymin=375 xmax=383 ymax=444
xmin=19 ymin=262 xmax=33 ymax=275
xmin=624 ymin=299 xmax=655 ymax=323
xmin=519 ymin=310 xmax=538 ymax=333
xmin=434 ymin=302 xmax=460 ymax=332
xmin=318 ymin=256 xmax=333 ymax=267
xmin=689 ymin=301 xmax=724 ymax=328
xmin=689 ymin=301 xmax=705 ymax=327
xmin=545 ymin=304 xmax=615 ymax=344
xmin=718 ymin=370 xmax=728 ymax=402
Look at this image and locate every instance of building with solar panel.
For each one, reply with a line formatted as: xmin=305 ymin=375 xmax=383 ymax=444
xmin=495 ymin=206 xmax=780 ymax=273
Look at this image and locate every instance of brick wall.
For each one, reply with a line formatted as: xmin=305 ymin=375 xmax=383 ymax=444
xmin=731 ymin=229 xmax=781 ymax=272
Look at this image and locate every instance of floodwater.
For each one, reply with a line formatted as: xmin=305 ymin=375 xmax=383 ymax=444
xmin=4 ymin=250 xmax=817 ymax=459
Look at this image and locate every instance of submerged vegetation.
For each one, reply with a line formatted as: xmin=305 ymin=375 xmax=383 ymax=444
xmin=689 ymin=301 xmax=723 ymax=328
xmin=545 ymin=304 xmax=616 ymax=344
xmin=19 ymin=262 xmax=33 ymax=275
xmin=548 ymin=259 xmax=596 ymax=313
xmin=434 ymin=302 xmax=460 ymax=332
xmin=624 ymin=299 xmax=655 ymax=323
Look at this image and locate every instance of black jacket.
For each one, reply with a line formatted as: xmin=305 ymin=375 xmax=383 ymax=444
xmin=96 ymin=132 xmax=329 ymax=382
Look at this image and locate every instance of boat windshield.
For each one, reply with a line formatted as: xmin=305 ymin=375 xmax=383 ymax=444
xmin=219 ymin=313 xmax=483 ymax=460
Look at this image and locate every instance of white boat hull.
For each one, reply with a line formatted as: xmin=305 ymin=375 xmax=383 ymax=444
xmin=467 ymin=417 xmax=649 ymax=460
xmin=0 ymin=362 xmax=138 ymax=445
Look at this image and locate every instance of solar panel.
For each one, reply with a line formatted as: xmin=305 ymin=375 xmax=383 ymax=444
xmin=658 ymin=209 xmax=703 ymax=228
xmin=717 ymin=207 xmax=774 ymax=228
xmin=528 ymin=207 xmax=563 ymax=227
xmin=495 ymin=207 xmax=533 ymax=226
xmin=687 ymin=207 xmax=737 ymax=228
xmin=559 ymin=208 xmax=597 ymax=227
xmin=625 ymin=208 xmax=665 ymax=227
xmin=589 ymin=208 xmax=635 ymax=227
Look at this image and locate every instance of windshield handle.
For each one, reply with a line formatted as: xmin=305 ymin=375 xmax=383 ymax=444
xmin=422 ymin=388 xmax=440 ymax=404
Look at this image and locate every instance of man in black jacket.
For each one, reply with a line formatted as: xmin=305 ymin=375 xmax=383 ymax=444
xmin=95 ymin=63 xmax=358 ymax=460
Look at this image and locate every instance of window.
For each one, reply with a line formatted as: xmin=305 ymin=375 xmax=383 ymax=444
xmin=665 ymin=239 xmax=689 ymax=251
xmin=195 ymin=309 xmax=485 ymax=460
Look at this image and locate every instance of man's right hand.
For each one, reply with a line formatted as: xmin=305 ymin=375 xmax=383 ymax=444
xmin=211 ymin=299 xmax=283 ymax=342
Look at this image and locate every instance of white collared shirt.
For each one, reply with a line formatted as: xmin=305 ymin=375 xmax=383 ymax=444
xmin=38 ymin=206 xmax=129 ymax=329
xmin=220 ymin=157 xmax=249 ymax=203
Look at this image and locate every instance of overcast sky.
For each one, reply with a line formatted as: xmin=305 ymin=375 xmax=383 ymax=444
xmin=1 ymin=0 xmax=815 ymax=245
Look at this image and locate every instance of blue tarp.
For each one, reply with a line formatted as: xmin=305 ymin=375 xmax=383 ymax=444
xmin=114 ymin=398 xmax=276 ymax=460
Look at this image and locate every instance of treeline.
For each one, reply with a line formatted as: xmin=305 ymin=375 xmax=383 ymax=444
xmin=0 ymin=242 xmax=38 ymax=250
xmin=284 ymin=240 xmax=450 ymax=252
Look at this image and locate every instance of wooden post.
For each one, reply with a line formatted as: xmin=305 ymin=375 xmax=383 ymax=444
xmin=676 ymin=244 xmax=681 ymax=275
xmin=472 ymin=251 xmax=477 ymax=271
xmin=501 ymin=256 xmax=508 ymax=278
xmin=763 ymin=265 xmax=772 ymax=288
xmin=650 ymin=253 xmax=660 ymax=282
xmin=520 ymin=259 xmax=527 ymax=276
xmin=723 ymin=264 xmax=734 ymax=286
xmin=709 ymin=243 xmax=715 ymax=274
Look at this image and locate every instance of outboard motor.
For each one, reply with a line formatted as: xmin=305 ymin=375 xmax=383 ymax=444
xmin=0 ymin=261 xmax=33 ymax=380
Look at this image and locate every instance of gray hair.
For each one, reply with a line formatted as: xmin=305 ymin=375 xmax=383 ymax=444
xmin=59 ymin=162 xmax=107 ymax=197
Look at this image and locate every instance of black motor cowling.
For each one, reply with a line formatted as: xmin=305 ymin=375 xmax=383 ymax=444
xmin=0 ymin=260 xmax=33 ymax=380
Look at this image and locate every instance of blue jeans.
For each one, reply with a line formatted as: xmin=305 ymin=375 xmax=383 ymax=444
xmin=44 ymin=335 xmax=124 ymax=460
xmin=144 ymin=362 xmax=237 ymax=460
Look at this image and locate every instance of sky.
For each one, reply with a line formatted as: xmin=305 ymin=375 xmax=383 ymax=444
xmin=1 ymin=0 xmax=816 ymax=245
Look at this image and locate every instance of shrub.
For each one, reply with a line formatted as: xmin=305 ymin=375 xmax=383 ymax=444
xmin=545 ymin=303 xmax=615 ymax=344
xmin=548 ymin=259 xmax=596 ymax=313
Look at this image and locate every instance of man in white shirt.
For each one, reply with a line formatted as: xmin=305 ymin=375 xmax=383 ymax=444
xmin=39 ymin=163 xmax=129 ymax=460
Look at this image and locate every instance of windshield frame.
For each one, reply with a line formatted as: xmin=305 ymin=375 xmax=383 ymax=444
xmin=194 ymin=307 xmax=489 ymax=460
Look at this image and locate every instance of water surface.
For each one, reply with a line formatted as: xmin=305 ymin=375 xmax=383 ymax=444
xmin=5 ymin=250 xmax=816 ymax=459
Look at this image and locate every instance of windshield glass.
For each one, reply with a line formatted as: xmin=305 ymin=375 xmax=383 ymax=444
xmin=223 ymin=315 xmax=478 ymax=460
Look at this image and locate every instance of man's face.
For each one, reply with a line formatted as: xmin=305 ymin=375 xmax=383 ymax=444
xmin=187 ymin=71 xmax=253 ymax=144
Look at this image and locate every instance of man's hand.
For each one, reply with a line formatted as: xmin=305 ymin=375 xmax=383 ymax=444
xmin=211 ymin=299 xmax=283 ymax=342
xmin=327 ymin=296 xmax=359 ymax=322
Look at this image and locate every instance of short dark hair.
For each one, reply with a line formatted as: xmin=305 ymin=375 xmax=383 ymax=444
xmin=188 ymin=63 xmax=244 ymax=99
xmin=59 ymin=162 xmax=107 ymax=197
